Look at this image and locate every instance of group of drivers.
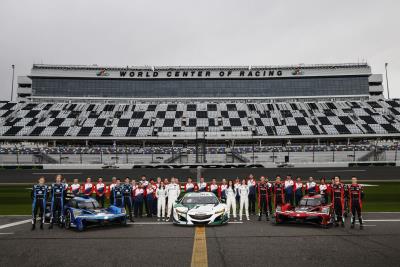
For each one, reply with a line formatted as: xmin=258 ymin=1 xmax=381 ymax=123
xmin=31 ymin=174 xmax=364 ymax=230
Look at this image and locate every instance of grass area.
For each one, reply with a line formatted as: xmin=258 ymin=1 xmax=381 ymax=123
xmin=0 ymin=183 xmax=399 ymax=215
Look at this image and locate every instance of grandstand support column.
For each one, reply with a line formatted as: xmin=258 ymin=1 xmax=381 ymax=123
xmin=312 ymin=145 xmax=315 ymax=162
xmin=171 ymin=140 xmax=175 ymax=160
xmin=332 ymin=149 xmax=335 ymax=162
xmin=232 ymin=140 xmax=235 ymax=163
xmin=395 ymin=142 xmax=398 ymax=162
xmin=196 ymin=166 xmax=202 ymax=184
xmin=100 ymin=150 xmax=103 ymax=164
xmin=317 ymin=139 xmax=320 ymax=146
xmin=85 ymin=140 xmax=88 ymax=146
xmin=353 ymin=145 xmax=356 ymax=162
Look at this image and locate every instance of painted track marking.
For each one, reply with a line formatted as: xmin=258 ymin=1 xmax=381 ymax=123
xmin=191 ymin=226 xmax=208 ymax=267
xmin=0 ymin=219 xmax=31 ymax=230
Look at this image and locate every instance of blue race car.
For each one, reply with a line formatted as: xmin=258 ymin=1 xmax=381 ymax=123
xmin=63 ymin=196 xmax=127 ymax=231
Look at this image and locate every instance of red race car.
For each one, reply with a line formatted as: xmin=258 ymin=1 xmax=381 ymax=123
xmin=274 ymin=194 xmax=334 ymax=228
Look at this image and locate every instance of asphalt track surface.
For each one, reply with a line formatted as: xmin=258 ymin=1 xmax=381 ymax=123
xmin=0 ymin=166 xmax=399 ymax=183
xmin=0 ymin=213 xmax=400 ymax=267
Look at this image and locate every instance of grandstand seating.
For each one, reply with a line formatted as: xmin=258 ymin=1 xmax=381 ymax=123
xmin=0 ymin=99 xmax=399 ymax=138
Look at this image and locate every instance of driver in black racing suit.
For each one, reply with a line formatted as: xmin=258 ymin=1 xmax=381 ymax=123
xmin=31 ymin=176 xmax=48 ymax=230
xmin=49 ymin=175 xmax=66 ymax=229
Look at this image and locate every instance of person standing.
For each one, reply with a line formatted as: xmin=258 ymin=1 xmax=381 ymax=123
xmin=122 ymin=177 xmax=134 ymax=222
xmin=166 ymin=178 xmax=180 ymax=221
xmin=112 ymin=179 xmax=124 ymax=208
xmin=257 ymin=176 xmax=270 ymax=221
xmin=318 ymin=178 xmax=329 ymax=204
xmin=49 ymin=175 xmax=66 ymax=229
xmin=220 ymin=179 xmax=228 ymax=203
xmin=306 ymin=177 xmax=317 ymax=195
xmin=294 ymin=177 xmax=304 ymax=206
xmin=133 ymin=184 xmax=144 ymax=217
xmin=238 ymin=179 xmax=250 ymax=221
xmin=247 ymin=174 xmax=256 ymax=215
xmin=273 ymin=176 xmax=284 ymax=209
xmin=209 ymin=178 xmax=220 ymax=197
xmin=225 ymin=180 xmax=237 ymax=221
xmin=198 ymin=177 xmax=208 ymax=192
xmin=82 ymin=177 xmax=94 ymax=197
xmin=95 ymin=177 xmax=106 ymax=208
xmin=31 ymin=176 xmax=48 ymax=230
xmin=69 ymin=178 xmax=81 ymax=196
xmin=145 ymin=182 xmax=155 ymax=218
xmin=284 ymin=175 xmax=294 ymax=205
xmin=234 ymin=178 xmax=241 ymax=213
xmin=184 ymin=177 xmax=197 ymax=193
xmin=156 ymin=181 xmax=167 ymax=221
xmin=140 ymin=175 xmax=149 ymax=215
xmin=349 ymin=177 xmax=364 ymax=229
xmin=332 ymin=176 xmax=345 ymax=227
xmin=108 ymin=177 xmax=117 ymax=205
xmin=265 ymin=177 xmax=273 ymax=215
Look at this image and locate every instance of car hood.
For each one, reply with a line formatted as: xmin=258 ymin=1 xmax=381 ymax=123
xmin=77 ymin=208 xmax=119 ymax=216
xmin=294 ymin=206 xmax=321 ymax=213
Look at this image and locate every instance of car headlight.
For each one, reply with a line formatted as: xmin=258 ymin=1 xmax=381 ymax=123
xmin=121 ymin=208 xmax=126 ymax=214
xmin=72 ymin=209 xmax=82 ymax=217
xmin=321 ymin=207 xmax=330 ymax=214
xmin=175 ymin=207 xmax=188 ymax=214
xmin=276 ymin=206 xmax=281 ymax=212
xmin=215 ymin=207 xmax=225 ymax=214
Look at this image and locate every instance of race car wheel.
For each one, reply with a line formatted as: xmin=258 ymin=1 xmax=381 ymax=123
xmin=64 ymin=210 xmax=72 ymax=229
xmin=76 ymin=219 xmax=85 ymax=232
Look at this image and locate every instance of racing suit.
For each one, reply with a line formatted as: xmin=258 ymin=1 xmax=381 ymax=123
xmin=198 ymin=182 xmax=208 ymax=192
xmin=247 ymin=179 xmax=256 ymax=215
xmin=49 ymin=183 xmax=66 ymax=228
xmin=69 ymin=183 xmax=81 ymax=196
xmin=306 ymin=181 xmax=317 ymax=195
xmin=146 ymin=186 xmax=155 ymax=217
xmin=220 ymin=184 xmax=228 ymax=203
xmin=83 ymin=182 xmax=94 ymax=196
xmin=226 ymin=186 xmax=237 ymax=219
xmin=234 ymin=182 xmax=241 ymax=212
xmin=332 ymin=183 xmax=345 ymax=226
xmin=31 ymin=184 xmax=48 ymax=229
xmin=284 ymin=180 xmax=294 ymax=205
xmin=210 ymin=184 xmax=220 ymax=197
xmin=273 ymin=182 xmax=284 ymax=209
xmin=266 ymin=182 xmax=273 ymax=214
xmin=133 ymin=188 xmax=144 ymax=217
xmin=141 ymin=180 xmax=150 ymax=216
xmin=156 ymin=186 xmax=167 ymax=219
xmin=257 ymin=182 xmax=270 ymax=220
xmin=122 ymin=183 xmax=134 ymax=221
xmin=238 ymin=184 xmax=249 ymax=220
xmin=318 ymin=184 xmax=329 ymax=204
xmin=95 ymin=182 xmax=106 ymax=208
xmin=112 ymin=185 xmax=124 ymax=208
xmin=166 ymin=183 xmax=180 ymax=219
xmin=109 ymin=182 xmax=117 ymax=206
xmin=184 ymin=182 xmax=196 ymax=193
xmin=294 ymin=182 xmax=304 ymax=206
xmin=349 ymin=184 xmax=364 ymax=228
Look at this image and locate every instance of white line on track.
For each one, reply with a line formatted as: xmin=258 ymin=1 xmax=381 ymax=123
xmin=317 ymin=170 xmax=366 ymax=173
xmin=0 ymin=232 xmax=14 ymax=235
xmin=127 ymin=221 xmax=244 ymax=225
xmin=364 ymin=219 xmax=400 ymax=222
xmin=0 ymin=219 xmax=31 ymax=230
xmin=32 ymin=172 xmax=82 ymax=175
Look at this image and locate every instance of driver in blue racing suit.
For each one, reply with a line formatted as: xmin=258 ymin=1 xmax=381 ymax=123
xmin=49 ymin=175 xmax=66 ymax=229
xmin=31 ymin=176 xmax=48 ymax=230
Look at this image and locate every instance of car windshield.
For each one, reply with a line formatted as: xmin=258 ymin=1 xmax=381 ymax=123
xmin=299 ymin=198 xmax=321 ymax=206
xmin=77 ymin=200 xmax=99 ymax=209
xmin=182 ymin=195 xmax=219 ymax=205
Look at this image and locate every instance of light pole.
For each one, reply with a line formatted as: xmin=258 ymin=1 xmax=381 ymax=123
xmin=385 ymin=63 xmax=390 ymax=99
xmin=10 ymin=65 xmax=15 ymax=101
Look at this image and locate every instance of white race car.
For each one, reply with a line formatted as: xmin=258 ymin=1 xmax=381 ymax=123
xmin=173 ymin=192 xmax=229 ymax=226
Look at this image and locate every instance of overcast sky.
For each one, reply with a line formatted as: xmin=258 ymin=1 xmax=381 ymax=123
xmin=0 ymin=0 xmax=399 ymax=100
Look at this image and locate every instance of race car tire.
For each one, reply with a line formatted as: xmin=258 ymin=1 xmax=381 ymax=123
xmin=64 ymin=210 xmax=72 ymax=229
xmin=76 ymin=219 xmax=85 ymax=232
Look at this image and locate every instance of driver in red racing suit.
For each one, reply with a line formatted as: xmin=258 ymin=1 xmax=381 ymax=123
xmin=331 ymin=176 xmax=345 ymax=227
xmin=349 ymin=177 xmax=364 ymax=229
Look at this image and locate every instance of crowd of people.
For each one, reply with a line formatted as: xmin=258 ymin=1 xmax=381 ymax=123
xmin=31 ymin=174 xmax=365 ymax=230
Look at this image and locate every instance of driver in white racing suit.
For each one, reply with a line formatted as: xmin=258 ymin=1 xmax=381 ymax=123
xmin=166 ymin=178 xmax=181 ymax=221
xmin=238 ymin=179 xmax=250 ymax=221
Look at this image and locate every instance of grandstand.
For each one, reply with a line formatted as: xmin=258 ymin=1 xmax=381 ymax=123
xmin=1 ymin=62 xmax=399 ymax=166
